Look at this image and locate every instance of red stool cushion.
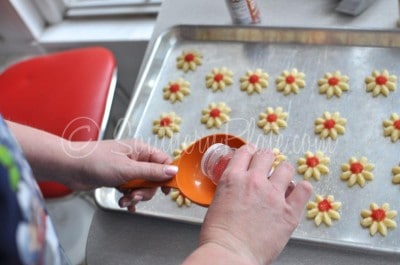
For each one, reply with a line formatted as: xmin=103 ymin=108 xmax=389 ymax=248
xmin=0 ymin=47 xmax=116 ymax=198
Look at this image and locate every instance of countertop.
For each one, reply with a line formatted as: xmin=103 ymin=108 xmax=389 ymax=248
xmin=87 ymin=1 xmax=400 ymax=264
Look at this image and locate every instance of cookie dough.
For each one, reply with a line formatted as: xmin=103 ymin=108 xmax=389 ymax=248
xmin=361 ymin=203 xmax=397 ymax=236
xmin=172 ymin=142 xmax=193 ymax=159
xmin=276 ymin=68 xmax=306 ymax=95
xmin=306 ymin=195 xmax=341 ymax=227
xmin=314 ymin=111 xmax=346 ymax=140
xmin=201 ymin=102 xmax=231 ymax=129
xmin=257 ymin=107 xmax=288 ymax=134
xmin=176 ymin=50 xmax=202 ymax=72
xmin=365 ymin=70 xmax=397 ymax=97
xmin=318 ymin=71 xmax=349 ymax=98
xmin=383 ymin=113 xmax=400 ymax=143
xmin=163 ymin=78 xmax=191 ymax=103
xmin=205 ymin=67 xmax=234 ymax=92
xmin=239 ymin=68 xmax=269 ymax=94
xmin=170 ymin=189 xmax=192 ymax=207
xmin=297 ymin=151 xmax=330 ymax=181
xmin=272 ymin=148 xmax=287 ymax=168
xmin=340 ymin=157 xmax=374 ymax=187
xmin=152 ymin=112 xmax=181 ymax=138
xmin=392 ymin=164 xmax=400 ymax=184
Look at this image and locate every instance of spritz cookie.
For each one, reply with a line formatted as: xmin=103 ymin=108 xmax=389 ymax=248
xmin=170 ymin=189 xmax=192 ymax=207
xmin=318 ymin=71 xmax=349 ymax=98
xmin=172 ymin=142 xmax=193 ymax=159
xmin=361 ymin=203 xmax=397 ymax=236
xmin=365 ymin=69 xmax=397 ymax=97
xmin=314 ymin=111 xmax=346 ymax=140
xmin=239 ymin=68 xmax=269 ymax=94
xmin=163 ymin=78 xmax=191 ymax=103
xmin=176 ymin=50 xmax=202 ymax=72
xmin=272 ymin=148 xmax=287 ymax=168
xmin=152 ymin=112 xmax=181 ymax=138
xmin=297 ymin=151 xmax=330 ymax=181
xmin=392 ymin=164 xmax=400 ymax=184
xmin=201 ymin=102 xmax=231 ymax=129
xmin=340 ymin=157 xmax=374 ymax=187
xmin=257 ymin=107 xmax=288 ymax=134
xmin=306 ymin=195 xmax=341 ymax=227
xmin=205 ymin=67 xmax=234 ymax=92
xmin=276 ymin=68 xmax=306 ymax=95
xmin=383 ymin=113 xmax=400 ymax=143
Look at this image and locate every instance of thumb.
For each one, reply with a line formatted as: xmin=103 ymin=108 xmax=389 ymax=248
xmin=124 ymin=161 xmax=178 ymax=182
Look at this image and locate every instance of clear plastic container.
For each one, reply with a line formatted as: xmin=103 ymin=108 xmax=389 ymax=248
xmin=225 ymin=0 xmax=261 ymax=24
xmin=201 ymin=143 xmax=235 ymax=184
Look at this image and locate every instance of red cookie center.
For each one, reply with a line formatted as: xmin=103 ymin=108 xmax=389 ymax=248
xmin=285 ymin=75 xmax=295 ymax=84
xmin=210 ymin=108 xmax=221 ymax=118
xmin=160 ymin=117 xmax=171 ymax=127
xmin=214 ymin=73 xmax=224 ymax=82
xmin=169 ymin=84 xmax=180 ymax=93
xmin=394 ymin=120 xmax=400 ymax=130
xmin=328 ymin=77 xmax=339 ymax=86
xmin=318 ymin=199 xmax=332 ymax=212
xmin=371 ymin=208 xmax=386 ymax=222
xmin=266 ymin=113 xmax=278 ymax=123
xmin=249 ymin=74 xmax=260 ymax=84
xmin=375 ymin=75 xmax=387 ymax=85
xmin=323 ymin=119 xmax=336 ymax=129
xmin=350 ymin=162 xmax=364 ymax=174
xmin=184 ymin=53 xmax=195 ymax=62
xmin=306 ymin=156 xmax=320 ymax=167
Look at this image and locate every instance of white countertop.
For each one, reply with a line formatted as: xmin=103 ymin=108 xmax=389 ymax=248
xmin=87 ymin=1 xmax=400 ymax=264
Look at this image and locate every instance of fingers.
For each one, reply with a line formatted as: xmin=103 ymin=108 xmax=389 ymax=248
xmin=286 ymin=180 xmax=313 ymax=217
xmin=131 ymin=140 xmax=173 ymax=164
xmin=225 ymin=144 xmax=256 ymax=172
xmin=121 ymin=161 xmax=178 ymax=183
xmin=118 ymin=188 xmax=158 ymax=211
xmin=269 ymin=162 xmax=295 ymax=193
xmin=247 ymin=149 xmax=275 ymax=175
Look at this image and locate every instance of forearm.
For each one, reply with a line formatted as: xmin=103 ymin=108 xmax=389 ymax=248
xmin=182 ymin=243 xmax=258 ymax=265
xmin=6 ymin=120 xmax=80 ymax=182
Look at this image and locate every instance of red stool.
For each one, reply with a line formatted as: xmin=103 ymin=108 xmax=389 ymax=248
xmin=0 ymin=47 xmax=117 ymax=198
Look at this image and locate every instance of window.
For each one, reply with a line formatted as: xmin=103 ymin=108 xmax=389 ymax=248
xmin=63 ymin=0 xmax=162 ymax=17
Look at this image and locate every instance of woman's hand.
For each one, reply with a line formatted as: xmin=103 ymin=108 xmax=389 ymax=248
xmin=183 ymin=145 xmax=312 ymax=265
xmin=67 ymin=139 xmax=177 ymax=212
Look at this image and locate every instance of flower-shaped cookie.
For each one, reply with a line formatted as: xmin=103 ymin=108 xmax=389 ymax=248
xmin=257 ymin=107 xmax=288 ymax=134
xmin=172 ymin=142 xmax=193 ymax=159
xmin=205 ymin=67 xmax=234 ymax=92
xmin=239 ymin=69 xmax=269 ymax=94
xmin=361 ymin=203 xmax=397 ymax=236
xmin=272 ymin=148 xmax=287 ymax=168
xmin=306 ymin=195 xmax=341 ymax=226
xmin=340 ymin=157 xmax=374 ymax=187
xmin=201 ymin=102 xmax=231 ymax=129
xmin=176 ymin=50 xmax=202 ymax=72
xmin=318 ymin=71 xmax=349 ymax=98
xmin=392 ymin=164 xmax=400 ymax=184
xmin=297 ymin=151 xmax=330 ymax=181
xmin=383 ymin=113 xmax=400 ymax=143
xmin=163 ymin=78 xmax=191 ymax=103
xmin=276 ymin=68 xmax=306 ymax=95
xmin=170 ymin=189 xmax=192 ymax=207
xmin=314 ymin=111 xmax=346 ymax=140
xmin=152 ymin=112 xmax=181 ymax=138
xmin=365 ymin=70 xmax=397 ymax=97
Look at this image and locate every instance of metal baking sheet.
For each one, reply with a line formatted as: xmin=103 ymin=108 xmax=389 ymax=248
xmin=95 ymin=25 xmax=400 ymax=254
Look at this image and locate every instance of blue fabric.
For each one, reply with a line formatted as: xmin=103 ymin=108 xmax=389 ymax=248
xmin=0 ymin=116 xmax=69 ymax=265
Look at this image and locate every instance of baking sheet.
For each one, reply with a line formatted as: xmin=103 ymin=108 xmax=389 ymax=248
xmin=96 ymin=25 xmax=400 ymax=254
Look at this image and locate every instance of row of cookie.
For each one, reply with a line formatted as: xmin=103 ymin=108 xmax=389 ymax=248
xmin=174 ymin=50 xmax=397 ymax=97
xmin=306 ymin=195 xmax=397 ymax=237
xmin=297 ymin=151 xmax=400 ymax=188
xmin=152 ymin=106 xmax=400 ymax=143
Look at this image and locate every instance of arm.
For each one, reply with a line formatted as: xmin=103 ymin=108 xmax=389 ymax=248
xmin=183 ymin=146 xmax=312 ymax=265
xmin=6 ymin=121 xmax=177 ymax=211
